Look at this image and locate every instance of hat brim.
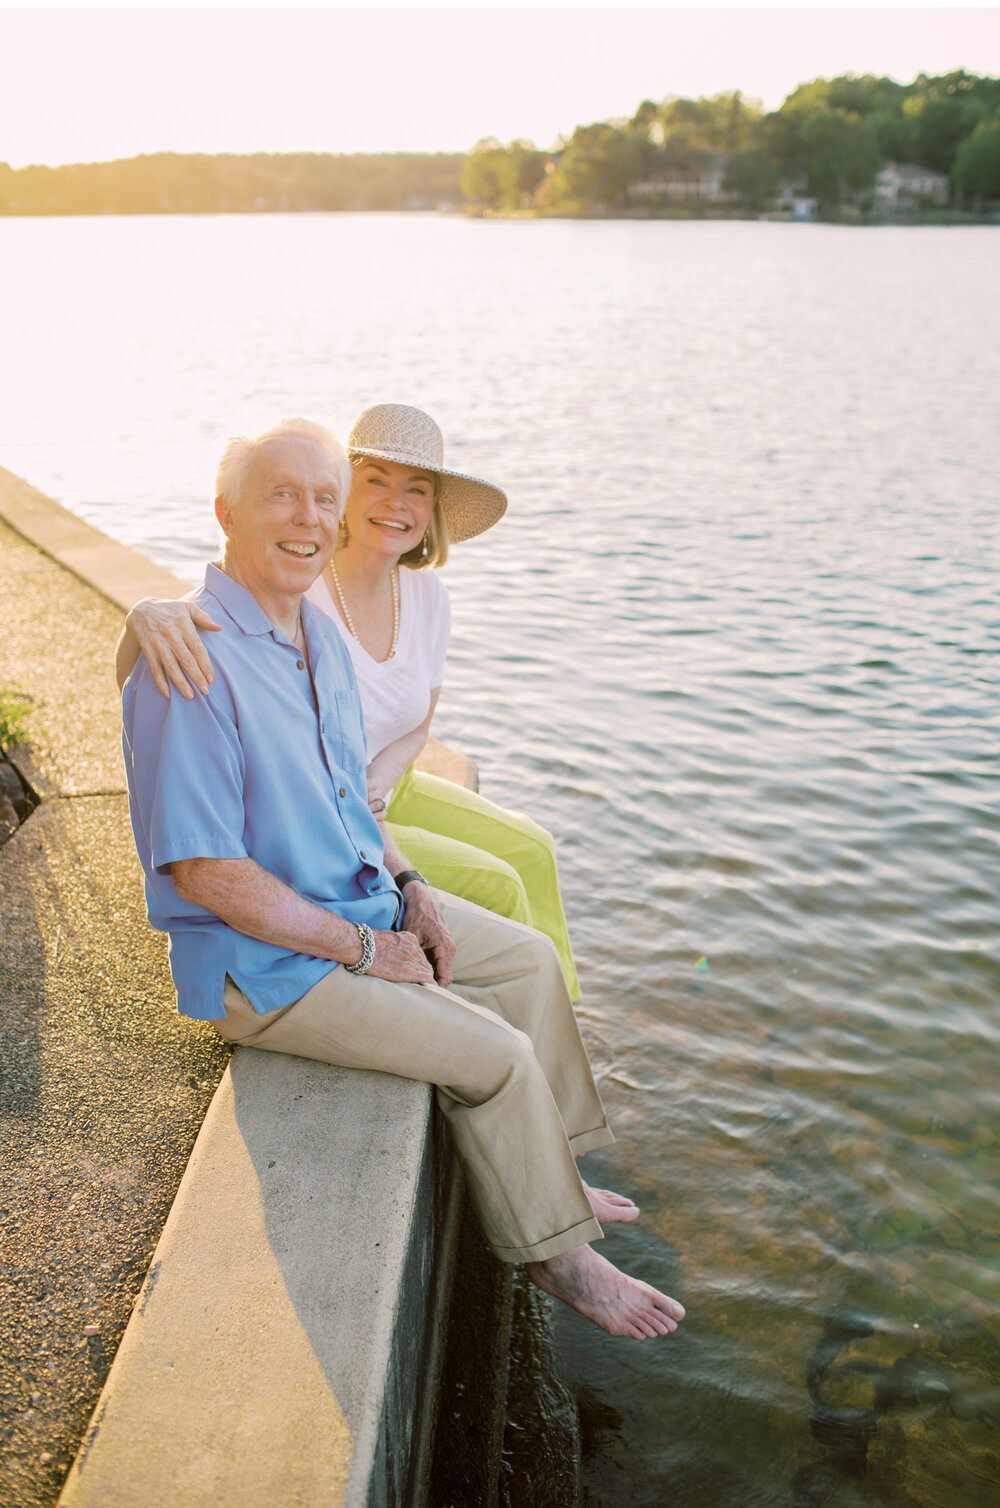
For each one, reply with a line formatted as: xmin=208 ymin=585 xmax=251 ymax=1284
xmin=347 ymin=445 xmax=507 ymax=544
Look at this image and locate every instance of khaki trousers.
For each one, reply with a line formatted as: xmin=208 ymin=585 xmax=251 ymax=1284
xmin=212 ymin=892 xmax=611 ymax=1263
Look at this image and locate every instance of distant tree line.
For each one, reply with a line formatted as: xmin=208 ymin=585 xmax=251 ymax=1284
xmin=2 ymin=72 xmax=998 ymax=219
xmin=0 ymin=151 xmax=464 ymax=215
xmin=464 ymin=71 xmax=1000 ymax=214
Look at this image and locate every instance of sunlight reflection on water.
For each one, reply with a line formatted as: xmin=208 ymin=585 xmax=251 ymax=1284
xmin=2 ymin=214 xmax=998 ymax=1504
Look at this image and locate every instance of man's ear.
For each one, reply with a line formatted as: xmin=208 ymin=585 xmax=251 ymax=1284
xmin=215 ymin=495 xmax=233 ymax=538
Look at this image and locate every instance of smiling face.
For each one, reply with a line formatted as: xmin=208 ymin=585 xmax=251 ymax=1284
xmin=215 ymin=434 xmax=342 ymax=619
xmin=342 ymin=457 xmax=437 ymax=562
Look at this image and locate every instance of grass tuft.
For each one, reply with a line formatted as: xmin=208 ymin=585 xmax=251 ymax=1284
xmin=0 ymin=686 xmax=38 ymax=751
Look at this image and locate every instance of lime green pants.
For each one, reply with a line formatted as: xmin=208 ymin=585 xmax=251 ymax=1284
xmin=385 ymin=765 xmax=581 ymax=1001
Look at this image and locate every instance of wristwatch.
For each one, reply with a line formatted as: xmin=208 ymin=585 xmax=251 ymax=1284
xmin=393 ymin=870 xmax=428 ymax=889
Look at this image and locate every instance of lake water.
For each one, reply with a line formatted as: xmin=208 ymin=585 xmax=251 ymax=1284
xmin=2 ymin=214 xmax=998 ymax=1505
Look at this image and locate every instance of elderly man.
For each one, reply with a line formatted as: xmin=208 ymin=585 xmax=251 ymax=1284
xmin=121 ymin=417 xmax=685 ymax=1340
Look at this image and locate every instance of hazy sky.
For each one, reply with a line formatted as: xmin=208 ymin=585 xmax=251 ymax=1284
xmin=3 ymin=6 xmax=999 ymax=168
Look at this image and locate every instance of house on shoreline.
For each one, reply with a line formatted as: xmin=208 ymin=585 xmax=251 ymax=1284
xmin=627 ymin=150 xmax=732 ymax=207
xmin=873 ymin=162 xmax=950 ymax=214
xmin=624 ymin=149 xmax=952 ymax=222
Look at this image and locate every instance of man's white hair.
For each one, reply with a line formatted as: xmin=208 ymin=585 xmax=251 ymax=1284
xmin=215 ymin=417 xmax=352 ymax=519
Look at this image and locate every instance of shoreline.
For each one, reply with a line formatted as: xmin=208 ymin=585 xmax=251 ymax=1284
xmin=2 ymin=206 xmax=997 ymax=226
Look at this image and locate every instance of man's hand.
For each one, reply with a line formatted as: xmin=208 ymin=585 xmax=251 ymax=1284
xmin=398 ymin=883 xmax=457 ymax=987
xmin=171 ymin=857 xmax=437 ymax=986
xmin=368 ymin=927 xmax=435 ymax=984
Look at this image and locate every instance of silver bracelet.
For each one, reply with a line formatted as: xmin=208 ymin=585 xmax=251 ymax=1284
xmin=344 ymin=922 xmax=376 ymax=976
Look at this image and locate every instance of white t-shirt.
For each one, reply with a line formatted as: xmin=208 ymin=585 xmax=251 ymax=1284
xmin=305 ymin=566 xmax=451 ymax=760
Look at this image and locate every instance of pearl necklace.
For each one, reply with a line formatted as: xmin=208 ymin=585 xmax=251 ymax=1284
xmin=329 ymin=560 xmax=400 ymax=661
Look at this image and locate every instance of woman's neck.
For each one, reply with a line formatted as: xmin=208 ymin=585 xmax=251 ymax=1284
xmin=329 ymin=539 xmax=401 ymax=662
xmin=332 ymin=539 xmax=398 ymax=598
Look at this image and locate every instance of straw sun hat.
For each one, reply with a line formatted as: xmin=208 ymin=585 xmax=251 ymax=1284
xmin=347 ymin=404 xmax=507 ymax=544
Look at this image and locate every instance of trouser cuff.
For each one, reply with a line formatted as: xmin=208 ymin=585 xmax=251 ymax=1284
xmin=568 ymin=1124 xmax=615 ymax=1156
xmin=491 ymin=1213 xmax=604 ymax=1265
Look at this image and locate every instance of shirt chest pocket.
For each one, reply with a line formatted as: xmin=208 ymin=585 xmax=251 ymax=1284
xmin=329 ymin=689 xmax=367 ymax=775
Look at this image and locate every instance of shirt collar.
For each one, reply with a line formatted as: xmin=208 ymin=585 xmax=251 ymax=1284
xmin=203 ymin=562 xmax=295 ymax=641
xmin=300 ymin=597 xmax=330 ymax=675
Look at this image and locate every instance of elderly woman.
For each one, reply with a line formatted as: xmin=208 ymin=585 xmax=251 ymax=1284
xmin=116 ymin=404 xmax=581 ymax=1000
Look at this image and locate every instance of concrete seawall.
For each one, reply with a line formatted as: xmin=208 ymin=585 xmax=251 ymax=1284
xmin=0 ymin=467 xmax=508 ymax=1507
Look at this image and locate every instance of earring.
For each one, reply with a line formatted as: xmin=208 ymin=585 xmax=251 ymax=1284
xmin=421 ymin=532 xmax=430 ymax=560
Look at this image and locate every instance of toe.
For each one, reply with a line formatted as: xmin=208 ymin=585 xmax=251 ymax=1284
xmin=653 ymin=1294 xmax=685 ymax=1321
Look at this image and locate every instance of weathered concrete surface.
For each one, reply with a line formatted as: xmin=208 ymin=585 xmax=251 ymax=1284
xmin=421 ymin=735 xmax=478 ymax=794
xmin=58 ymin=1054 xmax=462 ymax=1508
xmin=0 ymin=521 xmax=127 ymax=800
xmin=0 ymin=514 xmax=229 ymax=1508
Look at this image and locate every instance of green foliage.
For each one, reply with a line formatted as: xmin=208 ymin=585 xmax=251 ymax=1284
xmin=0 ymin=151 xmax=465 ymax=215
xmin=653 ymin=91 xmax=762 ymax=155
xmin=798 ymin=110 xmax=882 ymax=205
xmin=461 ymin=139 xmax=506 ymax=209
xmin=954 ymin=120 xmax=1000 ymax=199
xmin=630 ymin=99 xmax=659 ymax=136
xmin=461 ymin=138 xmax=546 ymax=211
xmin=870 ymin=109 xmax=920 ymax=165
xmin=500 ymin=142 xmax=547 ymax=209
xmin=909 ymin=95 xmax=981 ymax=174
xmin=767 ymin=71 xmax=1000 ymax=207
xmin=723 ymin=147 xmax=780 ymax=209
xmin=0 ymin=687 xmax=37 ymax=750
xmin=552 ymin=121 xmax=644 ymax=210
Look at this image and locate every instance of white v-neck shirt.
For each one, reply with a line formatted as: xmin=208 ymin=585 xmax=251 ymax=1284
xmin=305 ymin=566 xmax=451 ymax=760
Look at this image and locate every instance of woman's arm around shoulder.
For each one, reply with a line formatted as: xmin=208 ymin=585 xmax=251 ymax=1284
xmin=115 ymin=597 xmax=222 ymax=698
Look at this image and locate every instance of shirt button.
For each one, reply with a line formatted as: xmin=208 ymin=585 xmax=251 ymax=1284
xmin=296 ymin=660 xmax=305 ymax=671
xmin=360 ymin=851 xmax=367 ymax=861
xmin=339 ymin=787 xmax=346 ymax=798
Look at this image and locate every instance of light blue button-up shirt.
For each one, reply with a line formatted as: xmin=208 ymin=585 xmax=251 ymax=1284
xmin=122 ymin=564 xmax=401 ymax=1019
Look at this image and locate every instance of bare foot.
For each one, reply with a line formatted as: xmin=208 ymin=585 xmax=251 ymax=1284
xmin=582 ymin=1181 xmax=640 ymax=1224
xmin=525 ymin=1244 xmax=685 ymax=1339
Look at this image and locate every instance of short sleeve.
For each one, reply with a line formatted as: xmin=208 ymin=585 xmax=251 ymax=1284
xmin=124 ymin=668 xmax=249 ymax=873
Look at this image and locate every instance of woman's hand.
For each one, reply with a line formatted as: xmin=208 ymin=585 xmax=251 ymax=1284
xmin=129 ymin=599 xmax=221 ymax=699
xmin=367 ymin=771 xmax=389 ymax=820
xmin=364 ymin=688 xmax=441 ymax=811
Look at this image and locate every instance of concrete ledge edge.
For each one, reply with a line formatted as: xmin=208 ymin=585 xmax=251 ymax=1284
xmin=0 ymin=463 xmax=191 ymax=610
